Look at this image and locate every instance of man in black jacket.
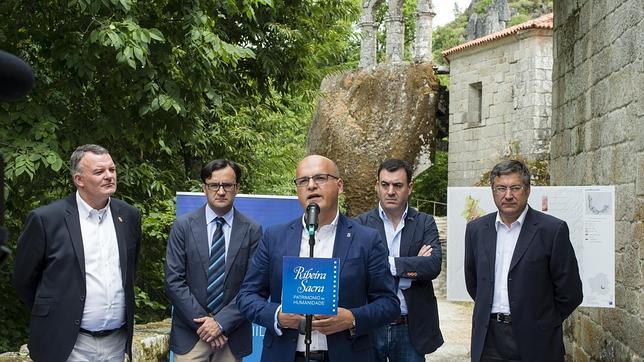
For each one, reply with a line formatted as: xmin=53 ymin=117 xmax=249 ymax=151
xmin=356 ymin=159 xmax=444 ymax=362
xmin=13 ymin=144 xmax=141 ymax=362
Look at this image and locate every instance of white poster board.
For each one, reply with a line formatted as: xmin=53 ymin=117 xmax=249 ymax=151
xmin=447 ymin=186 xmax=615 ymax=308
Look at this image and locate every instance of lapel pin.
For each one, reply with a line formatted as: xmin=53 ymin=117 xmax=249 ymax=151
xmin=346 ymin=232 xmax=351 ymax=238
xmin=118 ymin=216 xmax=123 ymax=223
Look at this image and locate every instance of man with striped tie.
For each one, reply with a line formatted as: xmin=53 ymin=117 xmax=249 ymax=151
xmin=166 ymin=159 xmax=262 ymax=361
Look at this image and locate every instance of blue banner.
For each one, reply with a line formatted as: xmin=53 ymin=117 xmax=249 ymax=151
xmin=282 ymin=256 xmax=339 ymax=315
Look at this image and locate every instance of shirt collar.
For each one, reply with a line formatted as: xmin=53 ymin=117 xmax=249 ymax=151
xmin=377 ymin=202 xmax=408 ymax=223
xmin=495 ymin=205 xmax=529 ymax=231
xmin=76 ymin=191 xmax=110 ymax=219
xmin=205 ymin=205 xmax=234 ymax=226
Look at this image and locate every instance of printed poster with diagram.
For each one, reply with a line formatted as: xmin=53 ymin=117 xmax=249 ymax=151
xmin=447 ymin=186 xmax=615 ymax=308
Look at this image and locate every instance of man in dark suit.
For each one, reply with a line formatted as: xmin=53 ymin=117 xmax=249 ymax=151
xmin=356 ymin=158 xmax=443 ymax=361
xmin=166 ymin=159 xmax=262 ymax=361
xmin=13 ymin=144 xmax=141 ymax=362
xmin=464 ymin=160 xmax=583 ymax=362
xmin=237 ymin=155 xmax=399 ymax=362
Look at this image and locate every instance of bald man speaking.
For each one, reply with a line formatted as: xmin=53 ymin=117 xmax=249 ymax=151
xmin=238 ymin=155 xmax=399 ymax=362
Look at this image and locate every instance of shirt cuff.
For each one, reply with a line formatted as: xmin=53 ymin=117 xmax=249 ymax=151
xmin=215 ymin=320 xmax=224 ymax=334
xmin=398 ymin=278 xmax=412 ymax=290
xmin=273 ymin=305 xmax=283 ymax=336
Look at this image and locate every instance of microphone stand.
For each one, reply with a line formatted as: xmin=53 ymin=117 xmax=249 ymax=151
xmin=304 ymin=224 xmax=315 ymax=362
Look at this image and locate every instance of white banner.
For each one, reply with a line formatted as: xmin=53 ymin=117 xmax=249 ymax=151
xmin=447 ymin=186 xmax=615 ymax=308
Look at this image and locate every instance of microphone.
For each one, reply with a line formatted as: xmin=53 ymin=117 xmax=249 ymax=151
xmin=0 ymin=50 xmax=35 ymax=101
xmin=305 ymin=203 xmax=320 ymax=236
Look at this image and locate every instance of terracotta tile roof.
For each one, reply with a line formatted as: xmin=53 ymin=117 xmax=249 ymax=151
xmin=442 ymin=12 xmax=553 ymax=59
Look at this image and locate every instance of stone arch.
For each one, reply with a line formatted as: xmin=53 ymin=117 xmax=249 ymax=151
xmin=358 ymin=0 xmax=385 ymax=69
xmin=359 ymin=0 xmax=435 ymax=68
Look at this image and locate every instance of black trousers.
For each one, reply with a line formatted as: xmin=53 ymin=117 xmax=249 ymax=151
xmin=481 ymin=320 xmax=521 ymax=361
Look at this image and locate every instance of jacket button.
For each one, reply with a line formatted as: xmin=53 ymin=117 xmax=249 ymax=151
xmin=508 ymin=277 xmax=512 ymax=281
xmin=74 ymin=320 xmax=80 ymax=325
xmin=80 ymin=296 xmax=85 ymax=301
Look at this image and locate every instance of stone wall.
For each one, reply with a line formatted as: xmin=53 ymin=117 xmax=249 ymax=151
xmin=446 ymin=30 xmax=552 ymax=186
xmin=551 ymin=0 xmax=643 ymax=360
xmin=0 ymin=320 xmax=171 ymax=361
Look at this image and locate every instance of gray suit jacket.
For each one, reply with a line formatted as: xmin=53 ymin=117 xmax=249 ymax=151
xmin=356 ymin=207 xmax=444 ymax=354
xmin=165 ymin=206 xmax=262 ymax=357
xmin=13 ymin=194 xmax=141 ymax=362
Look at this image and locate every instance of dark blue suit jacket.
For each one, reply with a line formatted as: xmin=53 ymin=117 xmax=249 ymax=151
xmin=13 ymin=194 xmax=141 ymax=362
xmin=355 ymin=207 xmax=444 ymax=354
xmin=165 ymin=206 xmax=262 ymax=357
xmin=464 ymin=207 xmax=583 ymax=362
xmin=237 ymin=214 xmax=399 ymax=362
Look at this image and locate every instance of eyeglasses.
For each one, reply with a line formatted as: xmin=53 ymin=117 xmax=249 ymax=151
xmin=493 ymin=185 xmax=526 ymax=195
xmin=294 ymin=173 xmax=339 ymax=188
xmin=205 ymin=183 xmax=238 ymax=192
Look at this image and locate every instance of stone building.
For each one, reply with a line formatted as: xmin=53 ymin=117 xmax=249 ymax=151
xmin=552 ymin=1 xmax=643 ymax=360
xmin=443 ymin=13 xmax=554 ymax=186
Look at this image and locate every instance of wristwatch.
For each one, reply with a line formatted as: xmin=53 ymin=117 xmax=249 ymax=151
xmin=349 ymin=317 xmax=356 ymax=337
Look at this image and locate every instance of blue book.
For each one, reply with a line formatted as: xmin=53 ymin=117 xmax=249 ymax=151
xmin=281 ymin=256 xmax=339 ymax=315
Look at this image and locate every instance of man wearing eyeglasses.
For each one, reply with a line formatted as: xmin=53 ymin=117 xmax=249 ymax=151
xmin=166 ymin=159 xmax=262 ymax=361
xmin=238 ymin=155 xmax=399 ymax=361
xmin=355 ymin=159 xmax=444 ymax=362
xmin=464 ymin=160 xmax=582 ymax=362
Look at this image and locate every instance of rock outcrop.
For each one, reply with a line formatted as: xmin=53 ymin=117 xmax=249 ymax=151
xmin=307 ymin=63 xmax=439 ymax=216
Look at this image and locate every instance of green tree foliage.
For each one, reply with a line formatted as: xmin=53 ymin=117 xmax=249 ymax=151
xmin=0 ymin=0 xmax=360 ymax=351
xmin=411 ymin=150 xmax=448 ymax=216
xmin=431 ymin=16 xmax=468 ymax=66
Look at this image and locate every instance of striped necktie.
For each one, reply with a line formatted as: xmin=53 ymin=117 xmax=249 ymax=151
xmin=207 ymin=217 xmax=226 ymax=314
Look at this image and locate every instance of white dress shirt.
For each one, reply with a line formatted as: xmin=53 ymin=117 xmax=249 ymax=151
xmin=205 ymin=205 xmax=235 ymax=259
xmin=378 ymin=204 xmax=411 ymax=315
xmin=492 ymin=206 xmax=529 ymax=314
xmin=295 ymin=210 xmax=338 ymax=352
xmin=76 ymin=192 xmax=125 ymax=331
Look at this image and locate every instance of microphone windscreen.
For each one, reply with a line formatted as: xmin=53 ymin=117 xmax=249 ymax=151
xmin=0 ymin=50 xmax=34 ymax=101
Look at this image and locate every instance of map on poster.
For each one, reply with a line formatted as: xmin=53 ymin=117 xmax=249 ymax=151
xmin=447 ymin=186 xmax=615 ymax=308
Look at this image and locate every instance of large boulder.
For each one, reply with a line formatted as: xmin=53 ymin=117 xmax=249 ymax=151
xmin=307 ymin=63 xmax=439 ymax=216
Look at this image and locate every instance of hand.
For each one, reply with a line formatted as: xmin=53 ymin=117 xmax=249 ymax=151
xmin=417 ymin=244 xmax=432 ymax=257
xmin=278 ymin=310 xmax=305 ymax=330
xmin=210 ymin=334 xmax=228 ymax=350
xmin=194 ymin=316 xmax=223 ymax=342
xmin=311 ymin=308 xmax=354 ymax=335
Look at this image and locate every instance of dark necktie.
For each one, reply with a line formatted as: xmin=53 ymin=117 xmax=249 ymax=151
xmin=207 ymin=217 xmax=226 ymax=314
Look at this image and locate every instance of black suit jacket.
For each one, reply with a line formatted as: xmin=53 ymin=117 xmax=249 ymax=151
xmin=165 ymin=206 xmax=262 ymax=357
xmin=13 ymin=194 xmax=141 ymax=362
xmin=464 ymin=207 xmax=583 ymax=362
xmin=356 ymin=207 xmax=444 ymax=354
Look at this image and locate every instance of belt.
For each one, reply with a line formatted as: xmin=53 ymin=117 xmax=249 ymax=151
xmin=490 ymin=313 xmax=512 ymax=324
xmin=295 ymin=351 xmax=328 ymax=361
xmin=390 ymin=314 xmax=408 ymax=325
xmin=79 ymin=326 xmax=124 ymax=337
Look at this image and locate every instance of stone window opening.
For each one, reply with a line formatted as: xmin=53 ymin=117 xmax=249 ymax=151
xmin=467 ymin=81 xmax=483 ymax=126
